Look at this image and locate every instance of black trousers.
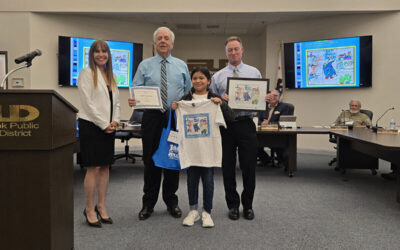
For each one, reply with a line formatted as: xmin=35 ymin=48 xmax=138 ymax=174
xmin=221 ymin=119 xmax=258 ymax=210
xmin=141 ymin=110 xmax=179 ymax=209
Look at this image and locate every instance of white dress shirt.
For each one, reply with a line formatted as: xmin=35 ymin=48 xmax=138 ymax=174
xmin=210 ymin=62 xmax=262 ymax=118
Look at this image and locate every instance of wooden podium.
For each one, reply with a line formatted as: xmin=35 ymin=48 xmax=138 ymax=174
xmin=0 ymin=90 xmax=77 ymax=250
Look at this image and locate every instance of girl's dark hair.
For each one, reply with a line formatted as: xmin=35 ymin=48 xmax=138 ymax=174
xmin=190 ymin=67 xmax=211 ymax=80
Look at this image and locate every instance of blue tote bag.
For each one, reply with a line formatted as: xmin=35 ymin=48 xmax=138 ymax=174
xmin=152 ymin=109 xmax=181 ymax=170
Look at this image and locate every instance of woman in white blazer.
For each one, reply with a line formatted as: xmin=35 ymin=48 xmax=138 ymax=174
xmin=78 ymin=40 xmax=120 ymax=227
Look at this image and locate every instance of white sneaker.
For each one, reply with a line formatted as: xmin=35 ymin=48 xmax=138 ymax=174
xmin=182 ymin=210 xmax=200 ymax=226
xmin=201 ymin=211 xmax=214 ymax=228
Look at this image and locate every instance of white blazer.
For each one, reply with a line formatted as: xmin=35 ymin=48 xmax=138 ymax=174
xmin=78 ymin=67 xmax=120 ymax=130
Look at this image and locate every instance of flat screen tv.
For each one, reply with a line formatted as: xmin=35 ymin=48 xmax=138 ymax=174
xmin=58 ymin=36 xmax=143 ymax=88
xmin=284 ymin=35 xmax=372 ymax=89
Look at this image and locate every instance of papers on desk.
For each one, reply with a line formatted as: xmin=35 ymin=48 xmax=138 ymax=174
xmin=312 ymin=126 xmax=331 ymax=129
xmin=127 ymin=123 xmax=141 ymax=127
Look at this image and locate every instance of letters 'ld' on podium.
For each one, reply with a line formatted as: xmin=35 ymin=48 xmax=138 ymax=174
xmin=0 ymin=90 xmax=77 ymax=250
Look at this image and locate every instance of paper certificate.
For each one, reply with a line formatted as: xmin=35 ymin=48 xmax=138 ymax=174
xmin=130 ymin=86 xmax=162 ymax=109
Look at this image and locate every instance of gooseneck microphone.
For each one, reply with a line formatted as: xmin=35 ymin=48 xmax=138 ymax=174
xmin=372 ymin=107 xmax=395 ymax=132
xmin=1 ymin=49 xmax=42 ymax=90
xmin=340 ymin=109 xmax=345 ymax=125
xmin=14 ymin=49 xmax=42 ymax=64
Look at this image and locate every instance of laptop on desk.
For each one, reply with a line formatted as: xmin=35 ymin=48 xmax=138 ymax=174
xmin=279 ymin=115 xmax=297 ymax=128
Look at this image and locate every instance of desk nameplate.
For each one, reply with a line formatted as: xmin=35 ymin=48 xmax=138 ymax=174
xmin=330 ymin=125 xmax=348 ymax=131
xmin=260 ymin=124 xmax=279 ymax=131
xmin=377 ymin=128 xmax=399 ymax=135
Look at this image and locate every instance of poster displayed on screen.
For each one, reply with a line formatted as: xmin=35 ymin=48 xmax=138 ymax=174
xmin=284 ymin=36 xmax=372 ymax=89
xmin=58 ymin=36 xmax=143 ymax=88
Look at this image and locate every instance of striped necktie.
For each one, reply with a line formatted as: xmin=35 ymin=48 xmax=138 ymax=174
xmin=160 ymin=59 xmax=168 ymax=111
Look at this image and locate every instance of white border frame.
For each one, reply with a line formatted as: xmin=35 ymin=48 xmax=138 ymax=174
xmin=130 ymin=86 xmax=163 ymax=109
xmin=227 ymin=77 xmax=269 ymax=111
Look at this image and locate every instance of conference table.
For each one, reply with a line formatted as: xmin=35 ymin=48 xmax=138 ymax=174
xmin=256 ymin=127 xmax=400 ymax=202
xmin=120 ymin=125 xmax=330 ymax=178
xmin=120 ymin=125 xmax=400 ymax=202
xmin=332 ymin=128 xmax=400 ymax=202
xmin=256 ymin=127 xmax=330 ymax=177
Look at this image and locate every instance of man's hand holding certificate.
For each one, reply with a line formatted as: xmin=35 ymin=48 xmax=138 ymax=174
xmin=130 ymin=86 xmax=162 ymax=109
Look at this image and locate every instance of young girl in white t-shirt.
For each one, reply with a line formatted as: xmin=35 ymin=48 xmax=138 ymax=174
xmin=171 ymin=67 xmax=234 ymax=228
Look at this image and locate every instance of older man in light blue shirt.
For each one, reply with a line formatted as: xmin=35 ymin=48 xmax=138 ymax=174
xmin=133 ymin=55 xmax=191 ymax=107
xmin=129 ymin=27 xmax=191 ymax=221
xmin=210 ymin=36 xmax=261 ymax=221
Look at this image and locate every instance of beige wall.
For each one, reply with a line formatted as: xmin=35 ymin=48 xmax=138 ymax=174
xmin=2 ymin=11 xmax=400 ymax=153
xmin=27 ymin=13 xmax=156 ymax=121
xmin=0 ymin=12 xmax=31 ymax=89
xmin=265 ymin=12 xmax=400 ymax=152
xmin=1 ymin=0 xmax=399 ymax=12
xmin=0 ymin=12 xmax=157 ymax=150
xmin=172 ymin=34 xmax=265 ymax=77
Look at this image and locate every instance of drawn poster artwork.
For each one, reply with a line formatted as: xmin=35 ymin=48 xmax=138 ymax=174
xmin=306 ymin=47 xmax=356 ymax=86
xmin=183 ymin=113 xmax=210 ymax=138
xmin=234 ymin=84 xmax=260 ymax=104
xmin=227 ymin=78 xmax=269 ymax=111
xmin=111 ymin=50 xmax=130 ymax=87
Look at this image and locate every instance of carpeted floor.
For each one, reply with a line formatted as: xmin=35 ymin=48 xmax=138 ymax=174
xmin=73 ymin=152 xmax=400 ymax=250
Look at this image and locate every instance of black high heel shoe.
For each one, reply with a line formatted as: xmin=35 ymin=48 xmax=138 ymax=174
xmin=83 ymin=209 xmax=102 ymax=228
xmin=95 ymin=205 xmax=113 ymax=224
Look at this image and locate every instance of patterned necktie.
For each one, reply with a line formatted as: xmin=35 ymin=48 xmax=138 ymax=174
xmin=233 ymin=67 xmax=239 ymax=77
xmin=160 ymin=59 xmax=168 ymax=111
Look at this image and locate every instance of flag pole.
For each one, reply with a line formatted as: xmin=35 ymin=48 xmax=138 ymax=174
xmin=275 ymin=40 xmax=284 ymax=100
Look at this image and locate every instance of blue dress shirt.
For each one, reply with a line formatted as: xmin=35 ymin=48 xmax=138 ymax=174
xmin=210 ymin=62 xmax=262 ymax=117
xmin=133 ymin=54 xmax=192 ymax=107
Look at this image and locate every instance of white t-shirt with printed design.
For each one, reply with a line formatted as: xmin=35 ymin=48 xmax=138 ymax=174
xmin=176 ymin=97 xmax=226 ymax=169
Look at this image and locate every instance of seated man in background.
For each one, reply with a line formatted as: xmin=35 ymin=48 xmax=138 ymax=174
xmin=334 ymin=100 xmax=371 ymax=126
xmin=257 ymin=90 xmax=291 ymax=167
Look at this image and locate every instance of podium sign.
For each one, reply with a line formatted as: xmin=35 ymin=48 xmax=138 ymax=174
xmin=0 ymin=90 xmax=78 ymax=250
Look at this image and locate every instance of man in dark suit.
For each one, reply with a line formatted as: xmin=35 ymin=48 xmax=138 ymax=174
xmin=257 ymin=90 xmax=291 ymax=167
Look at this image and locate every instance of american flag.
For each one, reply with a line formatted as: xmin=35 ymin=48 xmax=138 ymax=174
xmin=275 ymin=45 xmax=283 ymax=99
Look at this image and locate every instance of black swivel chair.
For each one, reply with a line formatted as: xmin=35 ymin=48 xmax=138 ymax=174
xmin=270 ymin=103 xmax=295 ymax=167
xmin=328 ymin=109 xmax=374 ymax=174
xmin=113 ymin=110 xmax=143 ymax=165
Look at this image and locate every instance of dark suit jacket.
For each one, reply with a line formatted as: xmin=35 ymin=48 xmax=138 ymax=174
xmin=258 ymin=102 xmax=291 ymax=125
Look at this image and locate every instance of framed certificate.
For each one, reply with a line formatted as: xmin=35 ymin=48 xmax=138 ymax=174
xmin=130 ymin=86 xmax=162 ymax=109
xmin=227 ymin=77 xmax=269 ymax=111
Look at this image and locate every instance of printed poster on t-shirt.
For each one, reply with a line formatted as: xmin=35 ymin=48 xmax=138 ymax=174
xmin=183 ymin=113 xmax=210 ymax=138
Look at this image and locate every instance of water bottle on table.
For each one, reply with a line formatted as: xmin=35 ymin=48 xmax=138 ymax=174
xmin=389 ymin=118 xmax=396 ymax=129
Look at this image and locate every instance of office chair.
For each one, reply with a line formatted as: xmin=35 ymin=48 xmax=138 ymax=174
xmin=113 ymin=110 xmax=143 ymax=165
xmin=328 ymin=109 xmax=374 ymax=174
xmin=270 ymin=103 xmax=295 ymax=167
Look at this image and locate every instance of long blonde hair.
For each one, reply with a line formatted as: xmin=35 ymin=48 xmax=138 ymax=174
xmin=88 ymin=40 xmax=117 ymax=91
